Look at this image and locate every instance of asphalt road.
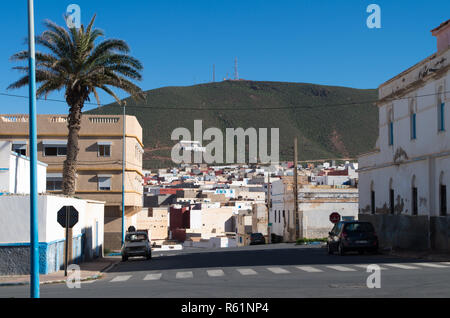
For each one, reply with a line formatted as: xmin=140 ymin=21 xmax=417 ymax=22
xmin=1 ymin=243 xmax=450 ymax=298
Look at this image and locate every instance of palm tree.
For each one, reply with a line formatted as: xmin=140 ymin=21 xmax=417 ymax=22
xmin=8 ymin=14 xmax=145 ymax=195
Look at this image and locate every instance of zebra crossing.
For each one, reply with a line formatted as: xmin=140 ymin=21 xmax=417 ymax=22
xmin=103 ymin=262 xmax=450 ymax=284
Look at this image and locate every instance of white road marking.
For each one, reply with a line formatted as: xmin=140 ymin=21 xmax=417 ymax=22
xmin=110 ymin=275 xmax=132 ymax=282
xmin=144 ymin=273 xmax=162 ymax=280
xmin=176 ymin=271 xmax=193 ymax=279
xmin=296 ymin=266 xmax=323 ymax=273
xmin=414 ymin=262 xmax=449 ymax=268
xmin=353 ymin=264 xmax=387 ymax=270
xmin=267 ymin=267 xmax=290 ymax=274
xmin=326 ymin=265 xmax=357 ymax=272
xmin=207 ymin=269 xmax=225 ymax=277
xmin=439 ymin=262 xmax=450 ymax=266
xmin=237 ymin=268 xmax=258 ymax=276
xmin=384 ymin=263 xmax=420 ymax=269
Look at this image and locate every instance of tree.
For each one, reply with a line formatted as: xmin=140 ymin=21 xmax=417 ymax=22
xmin=8 ymin=14 xmax=145 ymax=195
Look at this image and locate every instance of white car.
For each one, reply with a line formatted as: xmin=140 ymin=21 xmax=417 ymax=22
xmin=121 ymin=231 xmax=152 ymax=261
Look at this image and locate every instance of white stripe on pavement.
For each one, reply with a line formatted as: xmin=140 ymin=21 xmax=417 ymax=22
xmin=207 ymin=270 xmax=225 ymax=277
xmin=267 ymin=267 xmax=290 ymax=274
xmin=414 ymin=262 xmax=449 ymax=268
xmin=384 ymin=263 xmax=420 ymax=269
xmin=353 ymin=264 xmax=387 ymax=270
xmin=440 ymin=262 xmax=450 ymax=266
xmin=326 ymin=265 xmax=357 ymax=272
xmin=176 ymin=271 xmax=193 ymax=279
xmin=296 ymin=266 xmax=323 ymax=273
xmin=144 ymin=273 xmax=162 ymax=280
xmin=110 ymin=275 xmax=132 ymax=282
xmin=237 ymin=268 xmax=258 ymax=276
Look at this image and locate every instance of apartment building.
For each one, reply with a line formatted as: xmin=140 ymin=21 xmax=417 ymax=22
xmin=0 ymin=114 xmax=144 ymax=250
xmin=358 ymin=20 xmax=450 ymax=252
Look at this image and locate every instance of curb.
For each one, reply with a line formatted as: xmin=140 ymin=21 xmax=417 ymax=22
xmin=0 ymin=260 xmax=118 ymax=287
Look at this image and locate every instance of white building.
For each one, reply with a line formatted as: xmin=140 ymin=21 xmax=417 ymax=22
xmin=0 ymin=141 xmax=47 ymax=194
xmin=270 ymin=177 xmax=358 ymax=241
xmin=0 ymin=195 xmax=104 ymax=275
xmin=358 ymin=20 xmax=450 ymax=251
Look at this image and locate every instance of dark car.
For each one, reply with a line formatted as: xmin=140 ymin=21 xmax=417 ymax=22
xmin=327 ymin=221 xmax=378 ymax=255
xmin=250 ymin=233 xmax=266 ymax=245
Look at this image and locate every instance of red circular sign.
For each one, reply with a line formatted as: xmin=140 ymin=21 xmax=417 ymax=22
xmin=330 ymin=212 xmax=341 ymax=224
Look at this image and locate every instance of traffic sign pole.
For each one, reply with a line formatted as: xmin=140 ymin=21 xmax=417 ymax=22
xmin=64 ymin=206 xmax=69 ymax=277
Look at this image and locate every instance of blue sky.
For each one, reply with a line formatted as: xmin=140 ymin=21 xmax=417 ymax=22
xmin=0 ymin=0 xmax=448 ymax=114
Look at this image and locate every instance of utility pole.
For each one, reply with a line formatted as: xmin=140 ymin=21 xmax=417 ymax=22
xmin=267 ymin=171 xmax=271 ymax=244
xmin=294 ymin=137 xmax=300 ymax=241
xmin=234 ymin=57 xmax=238 ymax=80
xmin=27 ymin=0 xmax=40 ymax=298
xmin=122 ymin=102 xmax=126 ymax=246
xmin=213 ymin=64 xmax=215 ymax=82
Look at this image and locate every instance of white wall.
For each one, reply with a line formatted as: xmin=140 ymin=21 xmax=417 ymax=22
xmin=0 ymin=195 xmax=104 ymax=246
xmin=0 ymin=141 xmax=46 ymax=194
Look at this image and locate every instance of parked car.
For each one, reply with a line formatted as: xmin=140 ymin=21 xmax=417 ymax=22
xmin=327 ymin=221 xmax=378 ymax=255
xmin=121 ymin=231 xmax=152 ymax=261
xmin=250 ymin=233 xmax=266 ymax=245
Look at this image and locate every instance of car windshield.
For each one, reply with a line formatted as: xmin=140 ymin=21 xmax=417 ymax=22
xmin=125 ymin=233 xmax=147 ymax=242
xmin=251 ymin=233 xmax=262 ymax=238
xmin=344 ymin=223 xmax=374 ymax=233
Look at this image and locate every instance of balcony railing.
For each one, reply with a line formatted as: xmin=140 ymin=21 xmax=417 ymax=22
xmin=88 ymin=117 xmax=120 ymax=124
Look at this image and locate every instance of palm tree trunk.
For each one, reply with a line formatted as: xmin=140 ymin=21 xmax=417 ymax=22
xmin=62 ymin=103 xmax=83 ymax=196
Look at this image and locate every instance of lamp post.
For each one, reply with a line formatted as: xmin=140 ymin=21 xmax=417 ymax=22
xmin=27 ymin=0 xmax=40 ymax=298
xmin=122 ymin=103 xmax=126 ymax=246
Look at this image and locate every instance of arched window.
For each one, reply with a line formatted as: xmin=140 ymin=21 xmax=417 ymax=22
xmin=440 ymin=172 xmax=447 ymax=216
xmin=389 ymin=178 xmax=394 ymax=214
xmin=387 ymin=107 xmax=394 ymax=146
xmin=412 ymin=176 xmax=418 ymax=216
xmin=437 ymin=85 xmax=445 ymax=132
xmin=409 ymin=97 xmax=417 ymax=140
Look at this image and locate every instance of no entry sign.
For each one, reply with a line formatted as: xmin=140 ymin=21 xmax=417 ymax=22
xmin=329 ymin=212 xmax=341 ymax=224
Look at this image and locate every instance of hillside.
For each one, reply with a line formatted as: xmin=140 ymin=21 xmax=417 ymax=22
xmin=86 ymin=80 xmax=379 ymax=169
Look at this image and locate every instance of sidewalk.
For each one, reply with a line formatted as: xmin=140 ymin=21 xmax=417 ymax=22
xmin=382 ymin=249 xmax=450 ymax=262
xmin=0 ymin=257 xmax=120 ymax=287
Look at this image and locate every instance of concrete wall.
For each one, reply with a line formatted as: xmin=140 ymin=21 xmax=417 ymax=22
xmin=0 ymin=141 xmax=46 ymax=194
xmin=0 ymin=195 xmax=104 ymax=275
xmin=359 ymin=214 xmax=450 ymax=252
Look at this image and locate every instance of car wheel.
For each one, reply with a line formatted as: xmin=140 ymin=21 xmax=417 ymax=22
xmin=122 ymin=255 xmax=128 ymax=262
xmin=338 ymin=243 xmax=345 ymax=256
xmin=327 ymin=243 xmax=333 ymax=255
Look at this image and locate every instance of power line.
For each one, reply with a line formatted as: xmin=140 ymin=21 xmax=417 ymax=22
xmin=0 ymin=90 xmax=448 ymax=112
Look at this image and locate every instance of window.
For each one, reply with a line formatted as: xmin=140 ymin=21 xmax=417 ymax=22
xmin=98 ymin=175 xmax=111 ymax=191
xmin=412 ymin=187 xmax=418 ymax=216
xmin=439 ymin=102 xmax=445 ymax=132
xmin=440 ymin=184 xmax=447 ymax=216
xmin=387 ymin=108 xmax=394 ymax=146
xmin=46 ymin=174 xmax=63 ymax=191
xmin=410 ymin=98 xmax=417 ymax=140
xmin=371 ymin=191 xmax=375 ymax=214
xmin=98 ymin=144 xmax=111 ymax=157
xmin=410 ymin=113 xmax=417 ymax=140
xmin=389 ymin=189 xmax=395 ymax=215
xmin=12 ymin=143 xmax=26 ymax=156
xmin=437 ymin=86 xmax=445 ymax=132
xmin=43 ymin=141 xmax=67 ymax=157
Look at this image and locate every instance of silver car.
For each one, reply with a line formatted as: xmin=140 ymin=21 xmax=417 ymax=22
xmin=121 ymin=231 xmax=152 ymax=261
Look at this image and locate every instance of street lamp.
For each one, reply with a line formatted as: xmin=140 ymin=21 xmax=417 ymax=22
xmin=122 ymin=102 xmax=126 ymax=246
xmin=27 ymin=0 xmax=40 ymax=298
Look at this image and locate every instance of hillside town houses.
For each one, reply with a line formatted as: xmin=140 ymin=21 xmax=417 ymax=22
xmin=1 ymin=18 xmax=449 ymax=278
